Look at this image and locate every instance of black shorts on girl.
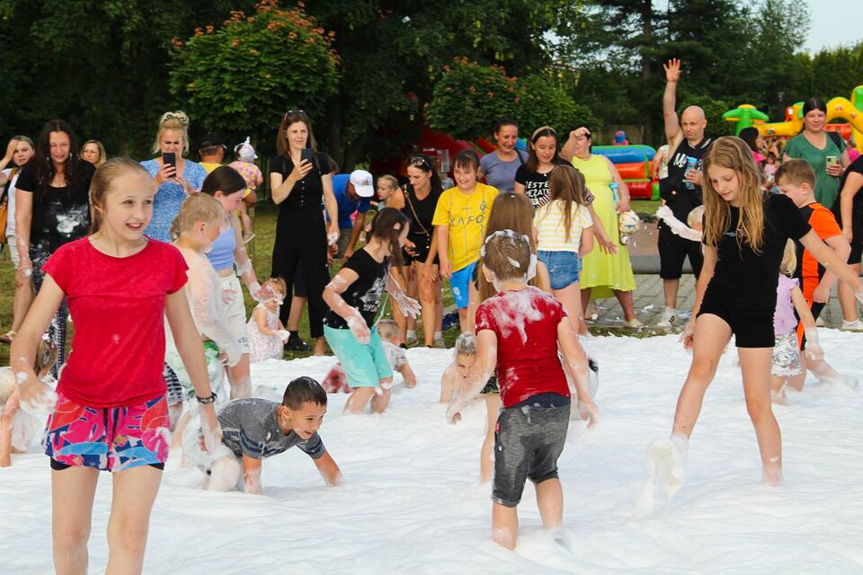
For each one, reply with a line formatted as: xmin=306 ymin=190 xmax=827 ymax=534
xmin=698 ymin=285 xmax=775 ymax=348
xmin=492 ymin=393 xmax=570 ymax=508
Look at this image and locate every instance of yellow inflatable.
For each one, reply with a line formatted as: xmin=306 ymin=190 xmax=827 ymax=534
xmin=752 ymin=86 xmax=863 ymax=152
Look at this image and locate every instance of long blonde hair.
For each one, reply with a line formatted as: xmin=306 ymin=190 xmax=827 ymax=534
xmin=702 ymin=136 xmax=765 ymax=253
xmin=780 ymin=239 xmax=798 ymax=276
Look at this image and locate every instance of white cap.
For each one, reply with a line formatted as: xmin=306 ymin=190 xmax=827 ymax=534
xmin=350 ymin=169 xmax=374 ymax=198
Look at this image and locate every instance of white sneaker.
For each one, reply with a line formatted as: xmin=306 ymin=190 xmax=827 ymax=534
xmin=656 ymin=308 xmax=678 ymax=328
xmin=840 ymin=319 xmax=863 ymax=332
xmin=433 ymin=337 xmax=447 ymax=349
xmin=405 ymin=331 xmax=418 ymax=346
xmin=623 ymin=318 xmax=644 ymax=329
xmin=647 ymin=435 xmax=689 ymax=501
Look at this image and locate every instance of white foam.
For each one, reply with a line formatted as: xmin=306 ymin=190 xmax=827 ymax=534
xmin=2 ymin=333 xmax=863 ymax=572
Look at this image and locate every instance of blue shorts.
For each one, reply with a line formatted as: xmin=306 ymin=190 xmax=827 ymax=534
xmin=450 ymin=261 xmax=478 ymax=309
xmin=537 ymin=250 xmax=581 ymax=290
xmin=324 ymin=325 xmax=393 ymax=388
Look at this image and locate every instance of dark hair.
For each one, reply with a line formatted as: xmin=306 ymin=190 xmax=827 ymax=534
xmin=369 ymin=207 xmax=408 ymax=267
xmin=282 ymin=376 xmax=327 ymax=409
xmin=802 ymin=97 xmax=828 ymax=117
xmin=405 ymin=154 xmax=444 ymax=195
xmin=90 ymin=158 xmax=154 ymax=234
xmin=277 ymin=110 xmax=318 ymax=157
xmin=526 ymin=126 xmax=558 ymax=173
xmin=453 ymin=149 xmax=480 ymax=171
xmin=493 ymin=119 xmax=518 ymax=135
xmin=738 ymin=127 xmax=761 ymax=152
xmin=202 ymin=165 xmax=247 ymax=197
xmin=33 ymin=119 xmax=82 ymax=201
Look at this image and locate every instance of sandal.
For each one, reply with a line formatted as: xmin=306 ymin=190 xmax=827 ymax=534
xmin=0 ymin=330 xmax=15 ymax=344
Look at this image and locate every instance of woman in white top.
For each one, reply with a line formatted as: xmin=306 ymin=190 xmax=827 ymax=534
xmin=534 ymin=164 xmax=595 ymax=333
xmin=0 ymin=136 xmax=36 ymax=343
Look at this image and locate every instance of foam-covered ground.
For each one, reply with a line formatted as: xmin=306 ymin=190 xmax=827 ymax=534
xmin=2 ymin=331 xmax=863 ymax=574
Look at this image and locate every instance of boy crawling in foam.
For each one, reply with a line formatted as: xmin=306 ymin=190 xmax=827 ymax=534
xmin=184 ymin=376 xmax=342 ymax=494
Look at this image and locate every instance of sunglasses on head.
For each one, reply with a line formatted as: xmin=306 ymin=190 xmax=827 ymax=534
xmin=283 ymin=109 xmax=306 ymax=122
xmin=407 ymin=156 xmax=431 ymax=170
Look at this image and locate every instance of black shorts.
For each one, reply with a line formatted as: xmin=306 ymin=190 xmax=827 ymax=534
xmin=492 ymin=393 xmax=570 ymax=508
xmin=698 ymin=286 xmax=775 ymax=348
xmin=402 ymin=235 xmax=439 ymax=266
xmin=831 ymin=203 xmax=863 ymax=265
xmin=658 ymin=222 xmax=704 ymax=280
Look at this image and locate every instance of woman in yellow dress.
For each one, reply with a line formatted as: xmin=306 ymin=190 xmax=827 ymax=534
xmin=562 ymin=125 xmax=641 ymax=327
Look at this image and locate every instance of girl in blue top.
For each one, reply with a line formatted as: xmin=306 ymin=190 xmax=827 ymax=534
xmin=140 ymin=111 xmax=207 ymax=242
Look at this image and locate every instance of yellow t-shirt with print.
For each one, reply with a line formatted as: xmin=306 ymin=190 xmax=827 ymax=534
xmin=432 ymin=183 xmax=499 ymax=271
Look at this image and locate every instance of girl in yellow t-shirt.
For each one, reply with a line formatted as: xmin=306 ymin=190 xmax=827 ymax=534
xmin=432 ymin=150 xmax=499 ymax=332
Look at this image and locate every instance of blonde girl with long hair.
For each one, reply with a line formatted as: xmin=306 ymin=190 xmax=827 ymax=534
xmin=647 ymin=137 xmax=863 ymax=500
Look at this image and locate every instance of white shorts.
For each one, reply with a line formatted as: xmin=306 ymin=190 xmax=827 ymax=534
xmin=220 ymin=274 xmax=250 ymax=354
xmin=771 ymin=331 xmax=802 ymax=377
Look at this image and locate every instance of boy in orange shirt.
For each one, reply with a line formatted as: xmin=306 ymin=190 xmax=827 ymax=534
xmin=776 ymin=160 xmax=857 ymax=388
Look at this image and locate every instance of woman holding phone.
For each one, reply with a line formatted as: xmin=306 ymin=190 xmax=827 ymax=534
xmin=140 ymin=111 xmax=207 ymax=243
xmin=270 ymin=110 xmax=339 ymax=356
xmin=783 ymin=98 xmax=850 ymax=209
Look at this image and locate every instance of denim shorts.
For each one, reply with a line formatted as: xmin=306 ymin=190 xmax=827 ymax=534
xmin=537 ymin=250 xmax=582 ymax=290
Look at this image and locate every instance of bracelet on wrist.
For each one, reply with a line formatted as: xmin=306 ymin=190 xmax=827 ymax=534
xmin=196 ymin=392 xmax=217 ymax=404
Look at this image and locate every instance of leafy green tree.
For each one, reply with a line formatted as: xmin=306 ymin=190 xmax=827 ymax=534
xmin=516 ymin=74 xmax=600 ymax=134
xmin=169 ymin=1 xmax=339 ymax=158
xmin=426 ymin=58 xmax=519 ymax=141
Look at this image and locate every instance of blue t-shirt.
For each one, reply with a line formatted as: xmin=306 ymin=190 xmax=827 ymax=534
xmin=140 ymin=159 xmax=207 ymax=243
xmin=332 ymin=173 xmax=371 ymax=230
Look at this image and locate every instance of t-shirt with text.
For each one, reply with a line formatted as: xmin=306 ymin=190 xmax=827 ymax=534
xmin=218 ymin=398 xmax=325 ymax=460
xmin=431 ymin=183 xmax=499 ymax=271
xmin=42 ymin=238 xmax=188 ymax=407
xmin=475 ymin=287 xmax=570 ymax=408
xmin=323 ymin=248 xmax=389 ymax=329
xmin=514 ymin=162 xmax=594 ymax=209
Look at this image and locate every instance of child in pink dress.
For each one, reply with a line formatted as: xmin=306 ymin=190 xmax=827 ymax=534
xmin=247 ymin=278 xmax=289 ymax=363
xmin=228 ymin=137 xmax=263 ymax=241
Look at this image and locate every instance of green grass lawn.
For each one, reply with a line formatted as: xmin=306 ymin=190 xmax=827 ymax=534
xmin=0 ymin=202 xmax=460 ymax=363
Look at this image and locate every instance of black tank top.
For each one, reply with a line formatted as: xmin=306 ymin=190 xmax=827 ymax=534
xmin=402 ymin=184 xmax=441 ymax=246
xmin=664 ymin=137 xmax=713 ymax=220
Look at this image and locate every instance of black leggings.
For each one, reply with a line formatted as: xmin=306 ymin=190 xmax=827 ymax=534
xmin=31 ymin=246 xmax=67 ymax=378
xmin=271 ymin=209 xmax=330 ymax=338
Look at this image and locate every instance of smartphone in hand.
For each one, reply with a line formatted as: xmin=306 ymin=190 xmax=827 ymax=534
xmin=163 ymin=152 xmax=177 ymax=174
xmin=300 ymin=148 xmax=313 ymax=164
xmin=826 ymin=156 xmax=839 ymax=170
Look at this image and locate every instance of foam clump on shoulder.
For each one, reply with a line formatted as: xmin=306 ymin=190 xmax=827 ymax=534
xmin=485 ymin=287 xmax=546 ymax=343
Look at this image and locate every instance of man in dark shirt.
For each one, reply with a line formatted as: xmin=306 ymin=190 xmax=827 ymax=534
xmin=657 ymin=58 xmax=711 ymax=328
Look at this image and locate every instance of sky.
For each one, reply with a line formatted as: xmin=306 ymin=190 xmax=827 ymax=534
xmin=803 ymin=0 xmax=863 ymax=53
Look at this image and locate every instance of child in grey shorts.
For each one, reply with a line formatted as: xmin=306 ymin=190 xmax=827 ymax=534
xmin=445 ymin=230 xmax=599 ymax=550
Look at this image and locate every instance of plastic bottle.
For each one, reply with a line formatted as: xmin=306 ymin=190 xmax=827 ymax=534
xmin=685 ymin=156 xmax=698 ymax=189
xmin=610 ymin=182 xmax=619 ymax=208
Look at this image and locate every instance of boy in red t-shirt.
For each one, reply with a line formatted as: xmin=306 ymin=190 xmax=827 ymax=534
xmin=446 ymin=230 xmax=599 ymax=550
xmin=777 ymin=160 xmax=858 ymax=388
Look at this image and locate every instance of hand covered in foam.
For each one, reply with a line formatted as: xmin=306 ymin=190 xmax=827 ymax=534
xmin=347 ymin=311 xmax=370 ymax=344
xmin=250 ymin=281 xmax=276 ymax=303
xmin=391 ymin=291 xmax=421 ymax=319
xmin=220 ymin=341 xmax=243 ymax=367
xmin=17 ymin=372 xmax=57 ymax=414
xmin=679 ymin=320 xmax=695 ymax=350
xmin=200 ymin=404 xmax=223 ymax=454
xmin=220 ymin=284 xmax=239 ymax=306
xmin=327 ymin=231 xmax=340 ymax=246
xmin=803 ymin=327 xmax=824 ymax=361
xmin=276 ymin=330 xmax=291 ymax=343
xmin=577 ymin=400 xmax=601 ymax=428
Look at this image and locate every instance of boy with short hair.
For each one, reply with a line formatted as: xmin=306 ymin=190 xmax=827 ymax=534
xmin=446 ymin=230 xmax=599 ymax=550
xmin=432 ymin=150 xmax=499 ymax=333
xmin=776 ymin=160 xmax=858 ymax=387
xmin=184 ymin=376 xmax=342 ymax=494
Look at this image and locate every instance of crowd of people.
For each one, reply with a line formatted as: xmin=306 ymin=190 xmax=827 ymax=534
xmin=0 ymin=56 xmax=862 ymax=570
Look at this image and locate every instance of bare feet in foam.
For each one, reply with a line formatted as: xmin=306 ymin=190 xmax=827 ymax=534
xmin=647 ymin=434 xmax=689 ymax=503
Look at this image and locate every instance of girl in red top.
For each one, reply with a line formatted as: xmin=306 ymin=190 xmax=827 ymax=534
xmin=10 ymin=158 xmax=221 ymax=575
xmin=446 ymin=231 xmax=597 ymax=550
